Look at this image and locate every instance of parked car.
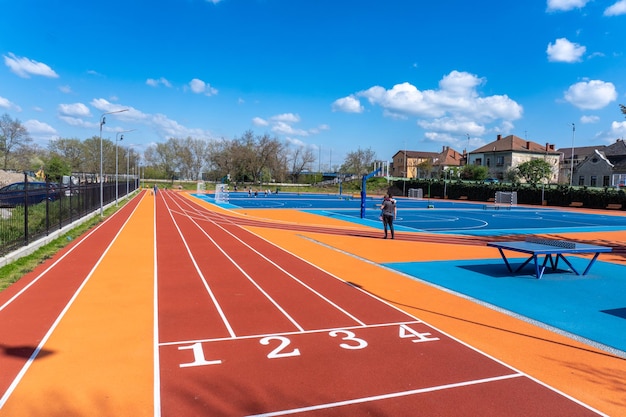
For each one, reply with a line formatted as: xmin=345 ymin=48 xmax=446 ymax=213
xmin=0 ymin=181 xmax=60 ymax=207
xmin=484 ymin=177 xmax=499 ymax=184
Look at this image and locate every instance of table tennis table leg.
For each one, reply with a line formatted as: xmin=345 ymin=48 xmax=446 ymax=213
xmin=496 ymin=248 xmax=514 ymax=273
xmin=582 ymin=252 xmax=601 ymax=275
xmin=556 ymin=254 xmax=580 ymax=275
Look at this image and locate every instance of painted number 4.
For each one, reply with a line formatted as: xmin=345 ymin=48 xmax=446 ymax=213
xmin=399 ymin=324 xmax=439 ymax=343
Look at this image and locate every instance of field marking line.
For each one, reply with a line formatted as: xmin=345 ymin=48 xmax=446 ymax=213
xmin=158 ymin=320 xmax=423 ymax=346
xmin=172 ymin=193 xmax=369 ymax=326
xmin=165 ymin=192 xmax=305 ymax=332
xmin=153 ymin=192 xmax=162 ymax=417
xmin=245 ymin=373 xmax=525 ymax=416
xmin=161 ymin=192 xmax=237 ymax=338
xmin=0 ymin=198 xmax=136 ymax=313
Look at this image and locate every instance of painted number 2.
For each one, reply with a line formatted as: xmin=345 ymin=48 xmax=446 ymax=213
xmin=260 ymin=336 xmax=301 ymax=359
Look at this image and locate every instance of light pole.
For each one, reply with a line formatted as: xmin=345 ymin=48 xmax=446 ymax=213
xmin=100 ymin=109 xmax=129 ymax=216
xmin=569 ymin=123 xmax=575 ymax=187
xmin=115 ymin=129 xmax=135 ymax=205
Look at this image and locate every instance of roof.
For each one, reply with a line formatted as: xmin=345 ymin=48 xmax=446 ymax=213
xmin=472 ymin=134 xmax=559 ymax=155
xmin=393 ymin=147 xmax=464 ymax=167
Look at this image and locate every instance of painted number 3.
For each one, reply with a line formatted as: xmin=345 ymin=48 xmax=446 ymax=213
xmin=328 ymin=330 xmax=368 ymax=350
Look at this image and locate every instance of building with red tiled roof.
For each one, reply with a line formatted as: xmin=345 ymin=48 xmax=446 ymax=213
xmin=390 ymin=147 xmax=464 ymax=179
xmin=468 ymin=134 xmax=560 ymax=182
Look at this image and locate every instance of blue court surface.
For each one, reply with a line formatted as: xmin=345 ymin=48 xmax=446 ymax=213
xmin=385 ymin=258 xmax=626 ymax=354
xmin=197 ymin=191 xmax=626 ymax=236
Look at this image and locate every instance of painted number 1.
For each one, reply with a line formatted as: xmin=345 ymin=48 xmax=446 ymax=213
xmin=178 ymin=342 xmax=222 ymax=368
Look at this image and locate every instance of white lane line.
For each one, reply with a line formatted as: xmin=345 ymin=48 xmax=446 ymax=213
xmin=166 ymin=193 xmax=305 ymax=333
xmin=153 ymin=192 xmax=162 ymax=417
xmin=158 ymin=320 xmax=423 ymax=346
xmin=245 ymin=373 xmax=524 ymax=416
xmin=0 ymin=194 xmax=147 ymax=410
xmin=161 ymin=192 xmax=237 ymax=338
xmin=171 ymin=192 xmax=366 ymax=327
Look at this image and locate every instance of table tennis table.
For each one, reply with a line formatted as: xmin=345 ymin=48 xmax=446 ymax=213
xmin=487 ymin=238 xmax=612 ymax=279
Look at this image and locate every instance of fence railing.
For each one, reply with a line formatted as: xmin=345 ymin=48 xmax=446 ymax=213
xmin=0 ymin=177 xmax=138 ymax=257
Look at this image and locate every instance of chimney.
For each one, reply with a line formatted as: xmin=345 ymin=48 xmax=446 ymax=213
xmin=497 ymin=134 xmax=502 ymax=141
xmin=526 ymin=141 xmax=531 ymax=149
xmin=545 ymin=143 xmax=549 ymax=152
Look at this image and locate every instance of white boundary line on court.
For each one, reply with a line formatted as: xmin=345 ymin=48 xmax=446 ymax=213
xmin=0 ymin=193 xmax=147 ymax=410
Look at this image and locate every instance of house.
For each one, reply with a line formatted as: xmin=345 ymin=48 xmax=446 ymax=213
xmin=572 ymin=139 xmax=626 ymax=187
xmin=556 ymin=145 xmax=602 ymax=185
xmin=468 ymin=134 xmax=560 ymax=182
xmin=391 ymin=146 xmax=464 ymax=179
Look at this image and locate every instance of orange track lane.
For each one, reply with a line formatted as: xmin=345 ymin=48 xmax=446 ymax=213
xmin=0 ymin=193 xmax=155 ymax=417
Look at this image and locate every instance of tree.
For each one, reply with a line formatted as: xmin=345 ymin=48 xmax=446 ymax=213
xmin=340 ymin=147 xmax=376 ymax=175
xmin=288 ymin=145 xmax=316 ymax=183
xmin=45 ymin=155 xmax=71 ymax=182
xmin=0 ymin=113 xmax=32 ymax=170
xmin=515 ymin=159 xmax=553 ymax=186
xmin=49 ymin=138 xmax=86 ymax=172
xmin=460 ymin=164 xmax=488 ymax=180
xmin=621 ymin=104 xmax=626 ymax=117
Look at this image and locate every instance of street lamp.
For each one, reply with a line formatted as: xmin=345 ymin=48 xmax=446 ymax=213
xmin=569 ymin=123 xmax=575 ymax=187
xmin=100 ymin=109 xmax=129 ymax=216
xmin=115 ymin=129 xmax=135 ymax=205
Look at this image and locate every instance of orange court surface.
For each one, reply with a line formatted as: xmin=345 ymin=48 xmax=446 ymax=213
xmin=0 ymin=189 xmax=625 ymax=416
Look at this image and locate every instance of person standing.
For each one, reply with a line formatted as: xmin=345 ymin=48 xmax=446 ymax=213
xmin=380 ymin=193 xmax=397 ymax=239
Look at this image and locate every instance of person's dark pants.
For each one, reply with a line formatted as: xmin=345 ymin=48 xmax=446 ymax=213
xmin=382 ymin=214 xmax=394 ymax=239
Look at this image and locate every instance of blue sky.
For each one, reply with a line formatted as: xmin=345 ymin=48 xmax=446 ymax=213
xmin=1 ymin=0 xmax=626 ymax=170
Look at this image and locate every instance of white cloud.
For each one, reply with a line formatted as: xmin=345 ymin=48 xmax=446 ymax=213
xmin=594 ymin=121 xmax=626 ymax=144
xmin=580 ymin=115 xmax=600 ymax=124
xmin=356 ymin=70 xmax=522 ymax=122
xmin=146 ymin=77 xmax=172 ymax=88
xmin=0 ymin=96 xmax=21 ymax=112
xmin=332 ymin=96 xmax=364 ymax=113
xmin=547 ymin=38 xmax=586 ymax=62
xmin=271 ymin=121 xmax=308 ymax=136
xmin=564 ymin=80 xmax=617 ymax=110
xmin=88 ymin=98 xmax=211 ymax=139
xmin=546 ymin=0 xmax=590 ymax=12
xmin=252 ymin=117 xmax=269 ymax=126
xmin=58 ymin=102 xmax=91 ymax=117
xmin=24 ymin=119 xmax=57 ymax=136
xmin=189 ymin=78 xmax=218 ymax=96
xmin=605 ymin=0 xmax=626 ymax=16
xmin=3 ymin=53 xmax=59 ymax=78
xmin=59 ymin=85 xmax=72 ymax=94
xmin=270 ymin=113 xmax=300 ymax=123
xmin=337 ymin=70 xmax=523 ymax=150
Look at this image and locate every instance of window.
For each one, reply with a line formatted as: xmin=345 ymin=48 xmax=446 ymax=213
xmin=486 ymin=158 xmax=491 ymax=167
xmin=590 ymin=176 xmax=597 ymax=187
xmin=475 ymin=158 xmax=482 ymax=166
xmin=496 ymin=156 xmax=504 ymax=166
xmin=603 ymin=176 xmax=610 ymax=187
xmin=578 ymin=176 xmax=585 ymax=186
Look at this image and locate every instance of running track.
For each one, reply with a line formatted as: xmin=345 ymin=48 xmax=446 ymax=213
xmin=0 ymin=190 xmax=613 ymax=416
